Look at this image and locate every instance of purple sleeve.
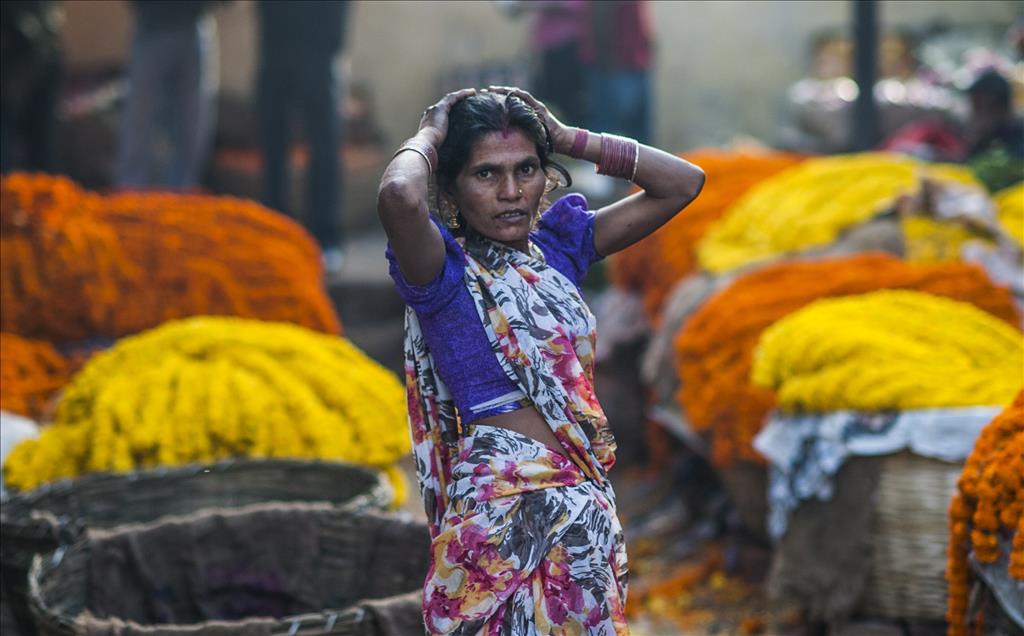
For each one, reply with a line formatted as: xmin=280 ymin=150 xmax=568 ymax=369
xmin=385 ymin=218 xmax=466 ymax=316
xmin=530 ymin=193 xmax=604 ymax=287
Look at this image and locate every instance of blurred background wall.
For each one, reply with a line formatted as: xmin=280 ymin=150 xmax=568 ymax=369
xmin=60 ymin=0 xmax=1020 ymax=151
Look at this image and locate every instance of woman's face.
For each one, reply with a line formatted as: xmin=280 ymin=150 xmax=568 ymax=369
xmin=450 ymin=128 xmax=546 ymax=250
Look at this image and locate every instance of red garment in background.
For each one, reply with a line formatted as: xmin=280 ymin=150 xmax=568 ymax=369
xmin=579 ymin=0 xmax=652 ymax=71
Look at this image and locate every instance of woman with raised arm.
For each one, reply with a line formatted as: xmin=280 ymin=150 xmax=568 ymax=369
xmin=378 ymin=87 xmax=703 ymax=635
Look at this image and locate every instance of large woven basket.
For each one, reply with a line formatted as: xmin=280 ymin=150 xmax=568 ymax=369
xmin=1 ymin=459 xmax=392 ymax=635
xmin=27 ymin=505 xmax=430 ymax=636
xmin=859 ymin=452 xmax=962 ymax=620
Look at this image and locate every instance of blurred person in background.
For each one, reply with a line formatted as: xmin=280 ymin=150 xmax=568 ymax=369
xmin=257 ymin=0 xmax=350 ymax=277
xmin=0 ymin=0 xmax=64 ymax=173
xmin=378 ymin=87 xmax=703 ymax=633
xmin=582 ymin=0 xmax=653 ymax=144
xmin=495 ymin=0 xmax=588 ymax=126
xmin=114 ymin=0 xmax=220 ymax=191
xmin=965 ymin=69 xmax=1023 ymax=159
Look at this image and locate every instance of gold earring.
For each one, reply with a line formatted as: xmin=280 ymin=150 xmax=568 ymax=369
xmin=441 ymin=200 xmax=461 ymax=229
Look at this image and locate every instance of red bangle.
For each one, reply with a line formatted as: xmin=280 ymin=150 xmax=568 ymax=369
xmin=596 ymin=134 xmax=639 ymax=180
xmin=569 ymin=128 xmax=589 ymax=158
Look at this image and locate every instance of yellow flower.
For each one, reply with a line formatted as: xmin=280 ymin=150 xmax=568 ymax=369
xmin=2 ymin=317 xmax=411 ymax=502
xmin=751 ymin=290 xmax=1023 ymax=412
xmin=994 ymin=183 xmax=1024 ymax=248
xmin=697 ymin=153 xmax=984 ymax=273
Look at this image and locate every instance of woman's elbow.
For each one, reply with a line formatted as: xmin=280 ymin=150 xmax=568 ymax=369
xmin=678 ymin=164 xmax=705 ymax=204
xmin=377 ymin=177 xmax=422 ymax=221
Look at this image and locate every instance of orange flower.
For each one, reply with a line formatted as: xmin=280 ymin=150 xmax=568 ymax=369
xmin=609 ymin=150 xmax=805 ymax=323
xmin=0 ymin=332 xmax=68 ymax=418
xmin=1 ymin=173 xmax=341 ymax=343
xmin=946 ymin=391 xmax=1024 ymax=635
xmin=674 ymin=253 xmax=1020 ymax=468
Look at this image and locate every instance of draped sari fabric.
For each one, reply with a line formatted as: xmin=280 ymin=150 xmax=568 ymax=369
xmin=403 ymin=232 xmax=629 ymax=635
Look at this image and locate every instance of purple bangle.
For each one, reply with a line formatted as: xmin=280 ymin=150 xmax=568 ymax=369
xmin=569 ymin=128 xmax=589 ymax=158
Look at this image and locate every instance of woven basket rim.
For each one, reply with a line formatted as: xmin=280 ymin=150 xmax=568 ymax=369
xmin=27 ymin=507 xmax=427 ymax=635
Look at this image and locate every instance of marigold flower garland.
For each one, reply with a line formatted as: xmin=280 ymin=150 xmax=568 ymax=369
xmin=0 ymin=333 xmax=68 ymax=419
xmin=751 ymin=290 xmax=1022 ymax=412
xmin=697 ymin=153 xmax=983 ymax=274
xmin=946 ymin=391 xmax=1023 ymax=636
xmin=993 ymin=182 xmax=1023 ymax=248
xmin=2 ymin=317 xmax=410 ymax=501
xmin=609 ymin=150 xmax=805 ymax=322
xmin=675 ymin=254 xmax=1020 ymax=467
xmin=1 ymin=173 xmax=340 ymax=343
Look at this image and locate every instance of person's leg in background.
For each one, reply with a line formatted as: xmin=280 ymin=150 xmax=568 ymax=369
xmin=115 ymin=25 xmax=168 ymax=188
xmin=20 ymin=57 xmax=62 ymax=171
xmin=300 ymin=56 xmax=344 ymax=273
xmin=586 ymin=68 xmax=651 ymax=145
xmin=166 ymin=14 xmax=219 ymax=191
xmin=258 ymin=57 xmax=293 ymax=216
xmin=536 ymin=42 xmax=586 ymax=127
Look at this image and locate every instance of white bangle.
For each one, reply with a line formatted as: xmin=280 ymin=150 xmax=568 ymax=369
xmin=630 ymin=141 xmax=640 ymax=181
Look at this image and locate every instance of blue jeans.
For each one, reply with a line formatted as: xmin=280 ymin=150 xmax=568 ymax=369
xmin=115 ymin=16 xmax=217 ymax=190
xmin=586 ymin=69 xmax=651 ymax=144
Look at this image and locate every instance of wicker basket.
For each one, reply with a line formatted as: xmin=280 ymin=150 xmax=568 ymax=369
xmin=1 ymin=459 xmax=392 ymax=635
xmin=859 ymin=452 xmax=962 ymax=621
xmin=27 ymin=505 xmax=430 ymax=636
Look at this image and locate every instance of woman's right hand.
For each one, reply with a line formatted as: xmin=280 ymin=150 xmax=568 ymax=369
xmin=417 ymin=88 xmax=477 ymax=147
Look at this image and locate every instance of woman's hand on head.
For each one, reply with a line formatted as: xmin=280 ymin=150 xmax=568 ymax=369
xmin=418 ymin=88 xmax=477 ymax=147
xmin=487 ymin=86 xmax=574 ymax=155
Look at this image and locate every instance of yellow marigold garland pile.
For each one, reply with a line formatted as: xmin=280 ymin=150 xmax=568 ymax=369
xmin=696 ymin=153 xmax=983 ymax=274
xmin=751 ymin=290 xmax=1022 ymax=412
xmin=0 ymin=333 xmax=68 ymax=419
xmin=946 ymin=391 xmax=1024 ymax=636
xmin=675 ymin=254 xmax=1020 ymax=467
xmin=1 ymin=173 xmax=340 ymax=342
xmin=2 ymin=317 xmax=410 ymax=501
xmin=900 ymin=216 xmax=994 ymax=264
xmin=609 ymin=150 xmax=805 ymax=322
xmin=994 ymin=183 xmax=1023 ymax=248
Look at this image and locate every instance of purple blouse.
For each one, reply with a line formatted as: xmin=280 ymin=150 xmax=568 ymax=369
xmin=386 ymin=194 xmax=603 ymax=423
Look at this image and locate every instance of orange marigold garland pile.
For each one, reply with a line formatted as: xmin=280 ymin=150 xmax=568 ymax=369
xmin=0 ymin=333 xmax=68 ymax=419
xmin=1 ymin=173 xmax=340 ymax=342
xmin=609 ymin=150 xmax=805 ymax=322
xmin=1 ymin=173 xmax=130 ymax=342
xmin=946 ymin=391 xmax=1023 ymax=636
xmin=675 ymin=253 xmax=1020 ymax=468
xmin=98 ymin=192 xmax=339 ymax=335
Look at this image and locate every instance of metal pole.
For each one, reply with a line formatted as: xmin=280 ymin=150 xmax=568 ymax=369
xmin=850 ymin=0 xmax=880 ymax=151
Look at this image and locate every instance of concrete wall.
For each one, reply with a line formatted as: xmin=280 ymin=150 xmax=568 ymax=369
xmin=61 ymin=0 xmax=1020 ymax=152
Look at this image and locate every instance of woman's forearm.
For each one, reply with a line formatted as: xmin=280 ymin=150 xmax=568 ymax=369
xmin=564 ymin=129 xmax=704 ymax=201
xmin=377 ymin=128 xmax=439 ymax=222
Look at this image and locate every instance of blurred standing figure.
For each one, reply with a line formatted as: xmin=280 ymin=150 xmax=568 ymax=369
xmin=496 ymin=1 xmax=588 ymax=125
xmin=115 ymin=1 xmax=220 ymax=191
xmin=257 ymin=0 xmax=350 ymax=275
xmin=0 ymin=0 xmax=64 ymax=173
xmin=582 ymin=0 xmax=653 ymax=144
xmin=965 ymin=70 xmax=1024 ymax=159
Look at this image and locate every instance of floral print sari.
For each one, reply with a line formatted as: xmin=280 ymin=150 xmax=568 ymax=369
xmin=403 ymin=233 xmax=629 ymax=635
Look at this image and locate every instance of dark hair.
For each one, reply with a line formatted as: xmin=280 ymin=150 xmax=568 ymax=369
xmin=435 ymin=92 xmax=572 ymax=222
xmin=967 ymin=69 xmax=1012 ymax=109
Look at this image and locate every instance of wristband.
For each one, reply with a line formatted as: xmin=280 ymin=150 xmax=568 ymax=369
xmin=569 ymin=128 xmax=589 ymax=159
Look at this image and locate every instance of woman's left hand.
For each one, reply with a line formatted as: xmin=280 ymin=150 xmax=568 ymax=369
xmin=487 ymin=86 xmax=575 ymax=156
